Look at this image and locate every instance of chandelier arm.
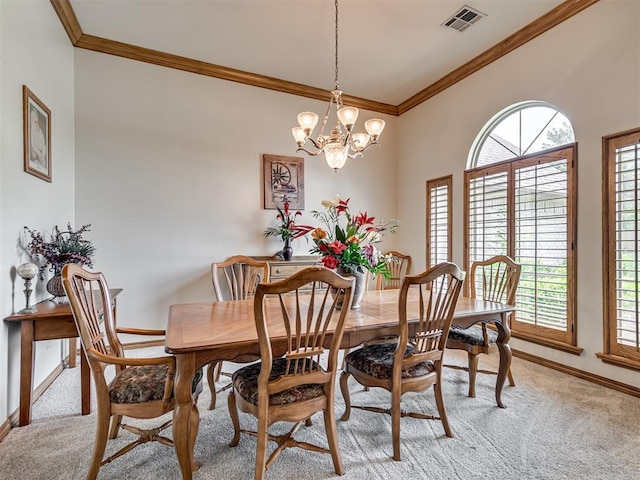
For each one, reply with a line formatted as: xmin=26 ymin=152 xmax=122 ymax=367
xmin=350 ymin=142 xmax=380 ymax=155
xmin=346 ymin=151 xmax=363 ymax=160
xmin=306 ymin=136 xmax=326 ymax=150
xmin=296 ymin=146 xmax=323 ymax=157
xmin=317 ymin=96 xmax=335 ymax=139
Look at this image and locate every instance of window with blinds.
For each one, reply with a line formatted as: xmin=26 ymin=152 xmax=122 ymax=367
xmin=464 ymin=146 xmax=577 ymax=346
xmin=601 ymin=128 xmax=640 ymax=368
xmin=466 ymin=169 xmax=509 ymax=266
xmin=426 ymin=176 xmax=452 ymax=267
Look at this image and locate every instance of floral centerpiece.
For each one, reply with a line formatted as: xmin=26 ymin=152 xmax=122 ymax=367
xmin=263 ymin=202 xmax=313 ymax=260
xmin=24 ymin=223 xmax=96 ymax=297
xmin=306 ymin=195 xmax=398 ymax=278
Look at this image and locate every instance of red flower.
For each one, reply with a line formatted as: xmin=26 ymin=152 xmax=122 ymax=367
xmin=335 ymin=197 xmax=350 ymax=215
xmin=354 ymin=212 xmax=375 ymax=227
xmin=327 ymin=241 xmax=347 ymax=255
xmin=321 ymin=255 xmax=339 ymax=269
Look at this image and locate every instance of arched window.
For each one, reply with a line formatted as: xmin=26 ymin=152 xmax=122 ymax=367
xmin=469 ymin=100 xmax=575 ymax=169
xmin=464 ymin=101 xmax=579 ymax=350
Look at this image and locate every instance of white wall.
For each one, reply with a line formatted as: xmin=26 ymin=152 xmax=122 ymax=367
xmin=397 ymin=0 xmax=640 ymax=388
xmin=0 ymin=0 xmax=75 ymax=422
xmin=74 ymin=49 xmax=398 ymax=331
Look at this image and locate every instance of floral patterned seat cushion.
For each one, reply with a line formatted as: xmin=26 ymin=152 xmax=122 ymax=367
xmin=109 ymin=364 xmax=203 ymax=404
xmin=344 ymin=343 xmax=435 ymax=379
xmin=232 ymin=358 xmax=325 ymax=406
xmin=448 ymin=324 xmax=498 ymax=346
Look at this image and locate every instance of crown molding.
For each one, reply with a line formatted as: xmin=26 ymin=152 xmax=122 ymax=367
xmin=50 ymin=0 xmax=599 ymax=117
xmin=397 ymin=0 xmax=601 ymax=115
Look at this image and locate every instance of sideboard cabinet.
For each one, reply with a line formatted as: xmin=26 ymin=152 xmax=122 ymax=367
xmin=251 ymin=256 xmax=321 ymax=283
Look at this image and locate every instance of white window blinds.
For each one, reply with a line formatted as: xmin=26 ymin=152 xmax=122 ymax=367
xmin=426 ymin=176 xmax=452 ymax=267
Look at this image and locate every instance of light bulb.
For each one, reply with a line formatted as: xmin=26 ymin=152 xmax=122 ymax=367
xmin=337 ymin=107 xmax=359 ymax=131
xmin=324 ymin=142 xmax=349 ymax=171
xmin=292 ymin=127 xmax=307 ymax=146
xmin=351 ymin=133 xmax=370 ymax=151
xmin=297 ymin=112 xmax=319 ymax=135
xmin=365 ymin=118 xmax=386 ymax=139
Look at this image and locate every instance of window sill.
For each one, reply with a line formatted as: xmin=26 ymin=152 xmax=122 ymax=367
xmin=511 ymin=331 xmax=583 ymax=355
xmin=596 ymin=353 xmax=640 ymax=371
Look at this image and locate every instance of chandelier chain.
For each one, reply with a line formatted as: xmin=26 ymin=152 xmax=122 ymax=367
xmin=334 ymin=0 xmax=339 ymax=89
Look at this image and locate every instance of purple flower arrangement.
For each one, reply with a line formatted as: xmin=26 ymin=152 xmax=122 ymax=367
xmin=24 ymin=223 xmax=96 ymax=280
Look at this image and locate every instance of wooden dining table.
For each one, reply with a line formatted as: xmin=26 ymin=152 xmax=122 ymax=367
xmin=165 ymin=288 xmax=515 ymax=480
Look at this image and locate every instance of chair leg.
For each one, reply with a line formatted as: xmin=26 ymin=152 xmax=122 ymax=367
xmin=339 ymin=371 xmax=352 ymax=421
xmin=254 ymin=414 xmax=269 ymax=480
xmin=207 ymin=362 xmax=218 ymax=410
xmin=214 ymin=362 xmax=223 ymax=382
xmin=391 ymin=389 xmax=402 ymax=461
xmin=228 ymin=391 xmax=241 ymax=447
xmin=467 ymin=352 xmax=479 ymax=398
xmin=434 ymin=374 xmax=453 ymax=438
xmin=189 ymin=403 xmax=200 ymax=472
xmin=323 ymin=406 xmax=344 ymax=475
xmin=507 ymin=367 xmax=516 ymax=387
xmin=87 ymin=409 xmax=111 ymax=480
xmin=108 ymin=414 xmax=122 ymax=439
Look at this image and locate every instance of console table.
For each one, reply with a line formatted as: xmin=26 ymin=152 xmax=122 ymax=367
xmin=3 ymin=289 xmax=121 ymax=426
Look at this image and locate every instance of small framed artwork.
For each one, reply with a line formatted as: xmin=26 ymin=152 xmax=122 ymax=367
xmin=263 ymin=154 xmax=305 ymax=210
xmin=23 ymin=85 xmax=52 ymax=182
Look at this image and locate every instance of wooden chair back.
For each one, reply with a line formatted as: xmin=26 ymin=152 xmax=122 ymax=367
xmin=253 ymin=266 xmax=354 ymax=399
xmin=62 ymin=263 xmax=125 ymax=368
xmin=396 ymin=262 xmax=465 ymax=369
xmin=376 ymin=251 xmax=412 ymax=290
xmin=469 ymin=255 xmax=521 ymax=306
xmin=212 ymin=255 xmax=270 ymax=301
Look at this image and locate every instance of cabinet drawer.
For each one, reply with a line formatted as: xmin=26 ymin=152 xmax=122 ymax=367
xmin=270 ymin=264 xmax=310 ymax=278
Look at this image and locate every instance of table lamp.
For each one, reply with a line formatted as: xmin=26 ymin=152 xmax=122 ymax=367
xmin=17 ymin=262 xmax=38 ymax=314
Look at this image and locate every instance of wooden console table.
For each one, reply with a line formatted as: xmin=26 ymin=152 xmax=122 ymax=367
xmin=3 ymin=289 xmax=121 ymax=426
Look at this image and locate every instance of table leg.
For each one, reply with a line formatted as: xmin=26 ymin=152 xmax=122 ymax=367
xmin=494 ymin=313 xmax=512 ymax=409
xmin=173 ymin=353 xmax=199 ymax=480
xmin=19 ymin=321 xmax=35 ymax=427
xmin=68 ymin=338 xmax=77 ymax=368
xmin=80 ymin=346 xmax=91 ymax=415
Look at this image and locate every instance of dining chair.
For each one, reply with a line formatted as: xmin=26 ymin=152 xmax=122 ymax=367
xmin=446 ymin=255 xmax=521 ymax=398
xmin=227 ymin=266 xmax=354 ymax=480
xmin=207 ymin=255 xmax=270 ymax=409
xmin=375 ymin=250 xmax=412 ymax=290
xmin=61 ymin=264 xmax=202 ymax=480
xmin=340 ymin=262 xmax=465 ymax=461
xmin=350 ymin=251 xmax=412 ymax=373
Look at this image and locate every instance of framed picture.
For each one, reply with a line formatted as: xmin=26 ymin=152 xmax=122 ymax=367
xmin=23 ymin=86 xmax=52 ymax=182
xmin=263 ymin=154 xmax=305 ymax=210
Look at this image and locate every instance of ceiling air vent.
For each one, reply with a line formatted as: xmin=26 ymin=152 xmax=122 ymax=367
xmin=441 ymin=5 xmax=486 ymax=32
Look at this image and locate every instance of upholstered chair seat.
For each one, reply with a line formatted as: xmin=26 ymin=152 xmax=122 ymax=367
xmin=109 ymin=366 xmax=203 ymax=404
xmin=344 ymin=343 xmax=435 ymax=380
xmin=232 ymin=358 xmax=324 ymax=406
xmin=448 ymin=325 xmax=498 ymax=347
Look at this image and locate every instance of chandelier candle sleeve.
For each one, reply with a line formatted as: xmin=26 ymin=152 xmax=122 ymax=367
xmin=291 ymin=0 xmax=385 ymax=172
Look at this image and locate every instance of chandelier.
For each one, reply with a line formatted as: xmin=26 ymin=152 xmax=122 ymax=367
xmin=291 ymin=0 xmax=386 ymax=172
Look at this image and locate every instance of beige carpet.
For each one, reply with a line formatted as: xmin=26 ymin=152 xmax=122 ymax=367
xmin=1 ymin=349 xmax=639 ymax=479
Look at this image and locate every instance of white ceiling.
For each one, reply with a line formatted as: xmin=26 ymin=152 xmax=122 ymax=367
xmin=70 ymin=0 xmax=566 ymax=106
